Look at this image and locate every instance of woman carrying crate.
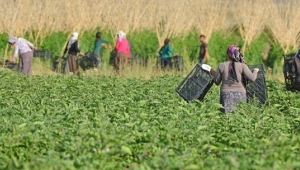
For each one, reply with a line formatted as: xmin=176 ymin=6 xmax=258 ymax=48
xmin=209 ymin=45 xmax=259 ymax=113
xmin=63 ymin=32 xmax=85 ymax=75
xmin=7 ymin=36 xmax=37 ymax=75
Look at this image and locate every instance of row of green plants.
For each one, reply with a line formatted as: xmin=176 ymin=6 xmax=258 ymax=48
xmin=0 ymin=28 xmax=289 ymax=73
xmin=0 ymin=70 xmax=299 ymax=169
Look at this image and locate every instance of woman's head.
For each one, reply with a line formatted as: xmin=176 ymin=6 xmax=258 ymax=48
xmin=227 ymin=44 xmax=245 ymax=82
xmin=117 ymin=30 xmax=126 ymax=39
xmin=7 ymin=36 xmax=17 ymax=45
xmin=96 ymin=32 xmax=102 ymax=39
xmin=71 ymin=32 xmax=78 ymax=39
xmin=226 ymin=44 xmax=244 ymax=63
xmin=164 ymin=38 xmax=170 ymax=45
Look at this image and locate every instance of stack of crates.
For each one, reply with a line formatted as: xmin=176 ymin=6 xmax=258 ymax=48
xmin=175 ymin=63 xmax=213 ymax=102
xmin=34 ymin=50 xmax=53 ymax=70
xmin=33 ymin=50 xmax=52 ymax=60
xmin=246 ymin=64 xmax=268 ymax=105
xmin=172 ymin=55 xmax=184 ymax=71
xmin=283 ymin=53 xmax=300 ymax=91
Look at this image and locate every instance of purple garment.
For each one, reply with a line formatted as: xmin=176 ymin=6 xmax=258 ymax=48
xmin=220 ymin=91 xmax=247 ymax=113
xmin=13 ymin=38 xmax=34 ymax=60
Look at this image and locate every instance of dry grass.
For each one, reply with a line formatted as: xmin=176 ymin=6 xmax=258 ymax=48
xmin=0 ymin=59 xmax=286 ymax=83
xmin=234 ymin=0 xmax=268 ymax=54
xmin=1 ymin=58 xmax=285 ymax=83
xmin=267 ymin=0 xmax=300 ymax=53
xmin=0 ymin=0 xmax=299 ymax=78
xmin=27 ymin=58 xmax=195 ymax=79
xmin=1 ymin=0 xmax=299 ymax=50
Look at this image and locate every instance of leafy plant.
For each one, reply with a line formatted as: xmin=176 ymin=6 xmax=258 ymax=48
xmin=0 ymin=70 xmax=299 ymax=169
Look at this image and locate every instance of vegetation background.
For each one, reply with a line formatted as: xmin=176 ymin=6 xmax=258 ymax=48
xmin=1 ymin=1 xmax=300 ymax=169
xmin=0 ymin=0 xmax=300 ymax=78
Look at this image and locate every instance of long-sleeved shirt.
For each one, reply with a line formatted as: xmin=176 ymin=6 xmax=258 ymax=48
xmin=64 ymin=40 xmax=81 ymax=55
xmin=93 ymin=38 xmax=109 ymax=54
xmin=115 ymin=37 xmax=130 ymax=58
xmin=13 ymin=38 xmax=34 ymax=59
xmin=158 ymin=44 xmax=174 ymax=59
xmin=213 ymin=61 xmax=258 ymax=93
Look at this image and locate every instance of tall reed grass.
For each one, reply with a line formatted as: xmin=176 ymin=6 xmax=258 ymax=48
xmin=1 ymin=0 xmax=299 ymax=51
xmin=0 ymin=0 xmax=299 ymax=78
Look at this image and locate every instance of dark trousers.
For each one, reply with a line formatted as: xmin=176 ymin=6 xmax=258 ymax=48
xmin=93 ymin=52 xmax=101 ymax=68
xmin=161 ymin=58 xmax=172 ymax=69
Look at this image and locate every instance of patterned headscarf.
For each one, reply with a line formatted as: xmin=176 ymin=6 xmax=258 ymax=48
xmin=227 ymin=44 xmax=245 ymax=63
xmin=226 ymin=44 xmax=245 ymax=82
xmin=8 ymin=36 xmax=18 ymax=44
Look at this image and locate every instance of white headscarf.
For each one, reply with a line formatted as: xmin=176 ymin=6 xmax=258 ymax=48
xmin=8 ymin=36 xmax=18 ymax=44
xmin=67 ymin=32 xmax=78 ymax=49
xmin=117 ymin=30 xmax=126 ymax=39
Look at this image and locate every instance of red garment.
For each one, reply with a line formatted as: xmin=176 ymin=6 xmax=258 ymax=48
xmin=115 ymin=37 xmax=130 ymax=58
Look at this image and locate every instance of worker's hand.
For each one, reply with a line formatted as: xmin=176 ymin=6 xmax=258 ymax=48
xmin=34 ymin=47 xmax=38 ymax=51
xmin=210 ymin=69 xmax=216 ymax=76
xmin=9 ymin=57 xmax=14 ymax=63
xmin=253 ymin=68 xmax=259 ymax=72
xmin=102 ymin=44 xmax=107 ymax=49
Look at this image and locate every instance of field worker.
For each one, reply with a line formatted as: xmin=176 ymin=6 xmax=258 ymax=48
xmin=294 ymin=45 xmax=300 ymax=87
xmin=114 ymin=30 xmax=130 ymax=72
xmin=158 ymin=38 xmax=174 ymax=69
xmin=7 ymin=36 xmax=37 ymax=75
xmin=93 ymin=31 xmax=111 ymax=70
xmin=209 ymin=44 xmax=259 ymax=113
xmin=199 ymin=34 xmax=208 ymax=64
xmin=63 ymin=32 xmax=85 ymax=75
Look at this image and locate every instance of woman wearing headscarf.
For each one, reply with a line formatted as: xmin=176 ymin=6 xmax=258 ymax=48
xmin=7 ymin=36 xmax=37 ymax=75
xmin=210 ymin=44 xmax=259 ymax=113
xmin=63 ymin=32 xmax=85 ymax=74
xmin=114 ymin=30 xmax=130 ymax=72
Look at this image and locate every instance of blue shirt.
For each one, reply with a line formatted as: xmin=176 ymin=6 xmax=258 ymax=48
xmin=158 ymin=44 xmax=174 ymax=59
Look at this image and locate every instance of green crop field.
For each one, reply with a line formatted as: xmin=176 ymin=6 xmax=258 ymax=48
xmin=0 ymin=70 xmax=300 ymax=170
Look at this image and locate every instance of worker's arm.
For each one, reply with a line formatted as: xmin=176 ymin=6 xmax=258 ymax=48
xmin=203 ymin=46 xmax=208 ymax=63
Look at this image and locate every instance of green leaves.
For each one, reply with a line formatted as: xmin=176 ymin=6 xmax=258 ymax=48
xmin=0 ymin=72 xmax=299 ymax=169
